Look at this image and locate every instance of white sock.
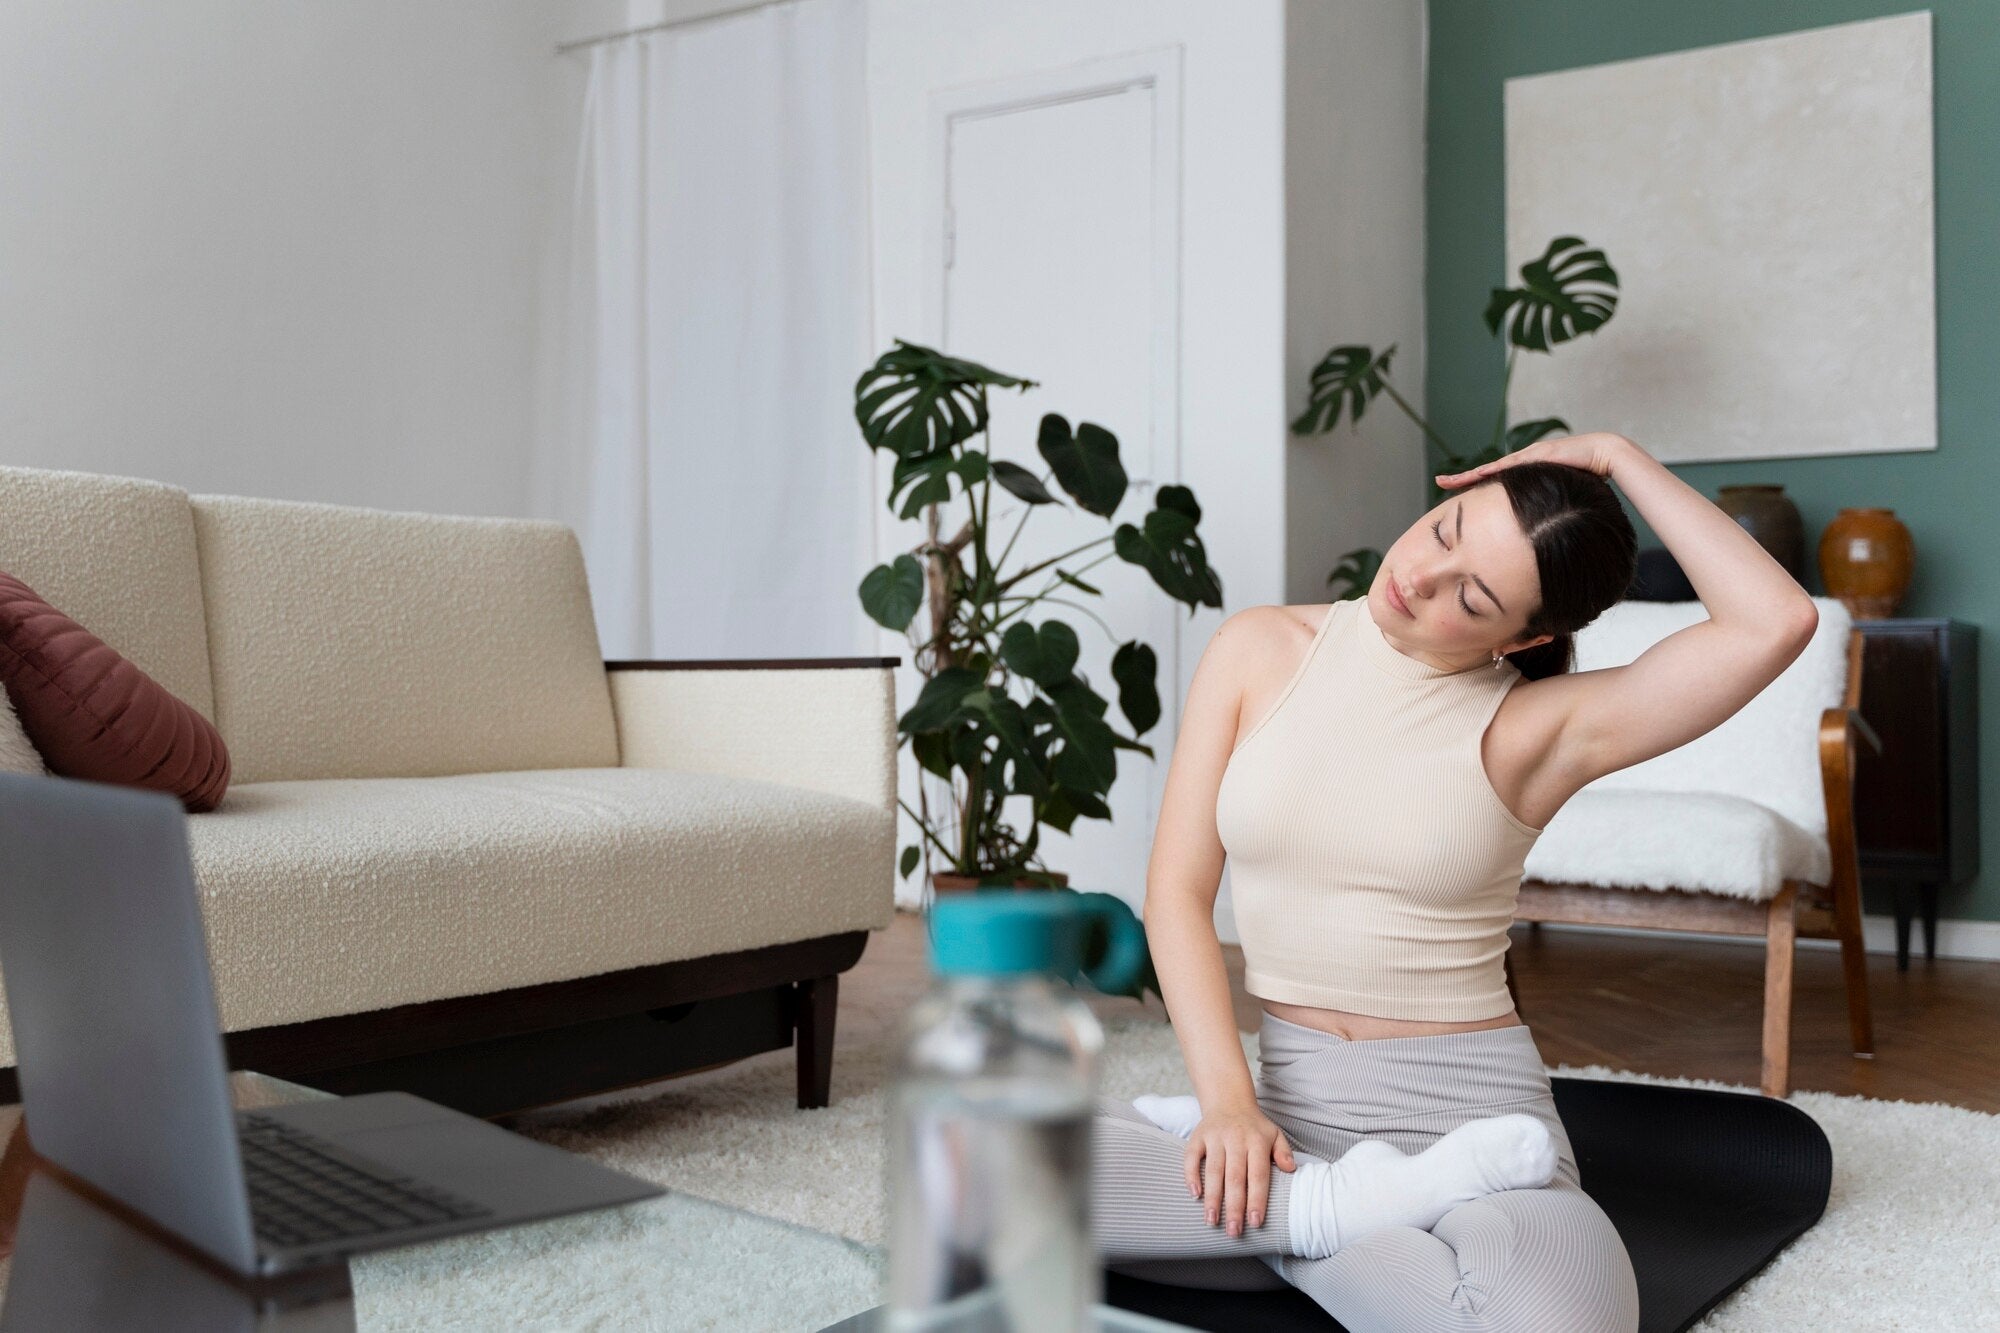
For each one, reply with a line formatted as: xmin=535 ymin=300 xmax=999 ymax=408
xmin=1132 ymin=1093 xmax=1203 ymax=1140
xmin=1286 ymin=1114 xmax=1558 ymax=1260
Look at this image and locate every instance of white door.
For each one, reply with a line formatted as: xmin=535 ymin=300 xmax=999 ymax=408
xmin=931 ymin=51 xmax=1184 ymax=916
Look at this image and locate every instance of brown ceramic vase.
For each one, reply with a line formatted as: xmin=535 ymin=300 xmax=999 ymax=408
xmin=1818 ymin=508 xmax=1914 ymax=619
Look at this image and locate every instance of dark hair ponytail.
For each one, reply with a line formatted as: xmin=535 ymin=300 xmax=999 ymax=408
xmin=1473 ymin=462 xmax=1637 ymax=682
xmin=1506 ymin=631 xmax=1574 ymax=682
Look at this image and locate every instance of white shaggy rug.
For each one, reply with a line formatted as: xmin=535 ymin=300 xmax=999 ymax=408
xmin=376 ymin=1010 xmax=1997 ymax=1331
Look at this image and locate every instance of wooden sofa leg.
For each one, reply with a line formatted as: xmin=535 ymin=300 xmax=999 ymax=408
xmin=796 ymin=973 xmax=839 ymax=1110
xmin=1761 ymin=884 xmax=1797 ymax=1099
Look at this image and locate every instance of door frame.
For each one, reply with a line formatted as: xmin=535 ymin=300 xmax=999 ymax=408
xmin=921 ymin=45 xmax=1185 ymax=490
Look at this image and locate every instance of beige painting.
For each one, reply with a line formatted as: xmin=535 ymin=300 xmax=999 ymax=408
xmin=1503 ymin=12 xmax=1936 ymax=464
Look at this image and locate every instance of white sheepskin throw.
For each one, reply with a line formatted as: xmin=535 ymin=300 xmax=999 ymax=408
xmin=1522 ymin=596 xmax=1853 ymax=901
xmin=0 ymin=685 xmax=44 ymax=775
xmin=1564 ymin=596 xmax=1852 ymax=838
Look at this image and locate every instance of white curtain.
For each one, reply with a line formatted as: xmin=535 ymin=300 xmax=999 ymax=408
xmin=555 ymin=0 xmax=874 ymax=660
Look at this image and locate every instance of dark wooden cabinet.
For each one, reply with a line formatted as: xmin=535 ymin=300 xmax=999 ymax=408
xmin=1851 ymin=618 xmax=1979 ymax=968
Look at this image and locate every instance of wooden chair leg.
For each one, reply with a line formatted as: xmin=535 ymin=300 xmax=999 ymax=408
xmin=1761 ymin=884 xmax=1797 ymax=1098
xmin=796 ymin=972 xmax=838 ymax=1110
xmin=1830 ymin=873 xmax=1875 ymax=1058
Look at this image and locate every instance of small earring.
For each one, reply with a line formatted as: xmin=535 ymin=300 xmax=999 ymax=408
xmin=1491 ymin=652 xmax=1504 ymax=669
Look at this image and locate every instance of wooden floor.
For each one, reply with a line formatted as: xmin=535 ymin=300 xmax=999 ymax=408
xmin=842 ymin=910 xmax=2000 ymax=1113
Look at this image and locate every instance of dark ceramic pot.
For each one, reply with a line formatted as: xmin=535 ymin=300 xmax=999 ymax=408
xmin=1716 ymin=485 xmax=1806 ymax=583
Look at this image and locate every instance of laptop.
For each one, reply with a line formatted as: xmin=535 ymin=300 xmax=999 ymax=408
xmin=0 ymin=771 xmax=664 ymax=1276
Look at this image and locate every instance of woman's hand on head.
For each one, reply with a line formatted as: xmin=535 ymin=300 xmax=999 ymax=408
xmin=1435 ymin=432 xmax=1639 ymax=488
xmin=1184 ymin=1104 xmax=1298 ymax=1238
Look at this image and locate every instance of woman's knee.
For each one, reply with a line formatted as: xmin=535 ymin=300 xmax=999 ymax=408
xmin=1430 ymin=1187 xmax=1638 ymax=1332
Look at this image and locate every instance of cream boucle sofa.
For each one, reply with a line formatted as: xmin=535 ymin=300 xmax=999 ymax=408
xmin=0 ymin=464 xmax=896 ymax=1113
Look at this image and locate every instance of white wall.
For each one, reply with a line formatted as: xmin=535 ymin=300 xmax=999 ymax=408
xmin=1283 ymin=0 xmax=1430 ymax=604
xmin=870 ymin=0 xmax=1294 ymax=629
xmin=0 ymin=0 xmax=619 ymax=516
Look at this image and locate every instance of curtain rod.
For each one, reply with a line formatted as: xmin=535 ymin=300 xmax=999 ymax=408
xmin=554 ymin=0 xmax=793 ymax=54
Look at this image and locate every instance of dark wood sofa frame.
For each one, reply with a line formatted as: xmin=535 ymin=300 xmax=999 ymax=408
xmin=0 ymin=655 xmax=901 ymax=1120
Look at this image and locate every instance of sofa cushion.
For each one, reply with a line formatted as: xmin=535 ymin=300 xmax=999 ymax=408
xmin=0 ymin=465 xmax=215 ymax=720
xmin=0 ymin=767 xmax=893 ymax=1064
xmin=192 ymin=496 xmax=619 ymax=783
xmin=246 ymin=770 xmax=887 ymax=1027
xmin=0 ymin=573 xmax=230 ymax=810
xmin=1524 ymin=787 xmax=1829 ymax=902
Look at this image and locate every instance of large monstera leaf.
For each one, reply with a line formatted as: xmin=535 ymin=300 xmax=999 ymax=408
xmin=1114 ymin=485 xmax=1222 ymax=610
xmin=855 ymin=339 xmax=1035 ymax=462
xmin=1041 ymin=678 xmax=1117 ymax=798
xmin=960 ymin=687 xmax=1050 ymax=800
xmin=899 ymin=667 xmax=985 ymax=735
xmin=858 ymin=553 xmax=925 ymax=631
xmin=1483 ymin=237 xmax=1619 ymax=352
xmin=990 ymin=458 xmax=1059 ymax=505
xmin=999 ymin=619 xmax=1080 ymax=690
xmin=1291 ymin=344 xmax=1397 ymax=436
xmin=889 ymin=445 xmax=989 ymax=520
xmin=903 ymin=668 xmax=1051 ymax=801
xmin=1110 ymin=640 xmax=1160 ymax=736
xmin=1036 ymin=414 xmax=1127 ymax=517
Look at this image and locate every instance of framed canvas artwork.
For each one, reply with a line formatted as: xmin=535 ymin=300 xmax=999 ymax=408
xmin=1503 ymin=12 xmax=1936 ymax=464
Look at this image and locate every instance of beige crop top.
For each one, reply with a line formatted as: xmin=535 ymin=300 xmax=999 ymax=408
xmin=1213 ymin=598 xmax=1546 ymax=1022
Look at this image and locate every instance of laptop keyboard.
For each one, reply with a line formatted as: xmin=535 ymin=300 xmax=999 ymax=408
xmin=239 ymin=1113 xmax=492 ymax=1249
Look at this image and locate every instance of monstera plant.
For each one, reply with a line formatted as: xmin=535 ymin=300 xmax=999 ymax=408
xmin=854 ymin=339 xmax=1223 ymax=1005
xmin=1294 ymin=235 xmax=1621 ymax=597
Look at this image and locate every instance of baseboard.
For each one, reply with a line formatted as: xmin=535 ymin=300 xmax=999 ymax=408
xmin=1526 ymin=913 xmax=2000 ymax=963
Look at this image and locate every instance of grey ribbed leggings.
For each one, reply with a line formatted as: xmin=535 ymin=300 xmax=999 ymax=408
xmin=1092 ymin=1011 xmax=1639 ymax=1331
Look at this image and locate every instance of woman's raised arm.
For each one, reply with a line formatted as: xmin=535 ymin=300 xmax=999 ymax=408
xmin=1438 ymin=433 xmax=1819 ymax=789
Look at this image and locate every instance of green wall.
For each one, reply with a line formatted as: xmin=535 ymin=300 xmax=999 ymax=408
xmin=1426 ymin=2 xmax=1995 ymax=924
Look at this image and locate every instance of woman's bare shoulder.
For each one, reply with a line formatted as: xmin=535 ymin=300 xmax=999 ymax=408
xmin=1202 ymin=606 xmax=1338 ymax=745
xmin=1206 ymin=604 xmax=1330 ymax=672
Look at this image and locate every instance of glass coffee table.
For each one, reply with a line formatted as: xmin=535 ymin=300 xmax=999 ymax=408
xmin=0 ymin=1073 xmax=1195 ymax=1331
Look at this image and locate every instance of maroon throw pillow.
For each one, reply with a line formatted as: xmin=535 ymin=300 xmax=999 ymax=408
xmin=0 ymin=572 xmax=230 ymax=812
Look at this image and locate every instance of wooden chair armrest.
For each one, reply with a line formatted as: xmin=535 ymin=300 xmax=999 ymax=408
xmin=1835 ymin=626 xmax=1879 ymax=754
xmin=1846 ymin=708 xmax=1882 ymax=755
xmin=1819 ymin=709 xmax=1859 ymax=807
xmin=1816 ymin=706 xmax=1865 ymax=915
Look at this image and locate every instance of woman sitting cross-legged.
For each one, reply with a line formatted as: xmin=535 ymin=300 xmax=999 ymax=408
xmin=1094 ymin=433 xmax=1822 ymax=1332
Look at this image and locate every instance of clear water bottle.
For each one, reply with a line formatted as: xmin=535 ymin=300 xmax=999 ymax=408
xmin=883 ymin=891 xmax=1143 ymax=1332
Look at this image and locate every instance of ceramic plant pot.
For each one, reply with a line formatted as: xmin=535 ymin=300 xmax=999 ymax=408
xmin=1818 ymin=508 xmax=1915 ymax=619
xmin=930 ymin=870 xmax=1070 ymax=894
xmin=1716 ymin=485 xmax=1806 ymax=584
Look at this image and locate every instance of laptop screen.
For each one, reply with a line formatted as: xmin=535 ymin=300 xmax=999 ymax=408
xmin=0 ymin=773 xmax=258 ymax=1272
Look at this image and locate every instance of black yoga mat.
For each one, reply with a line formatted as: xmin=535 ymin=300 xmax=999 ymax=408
xmin=1103 ymin=1075 xmax=1833 ymax=1333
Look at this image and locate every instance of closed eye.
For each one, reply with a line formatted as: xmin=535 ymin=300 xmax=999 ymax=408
xmin=1431 ymin=519 xmax=1480 ymax=616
